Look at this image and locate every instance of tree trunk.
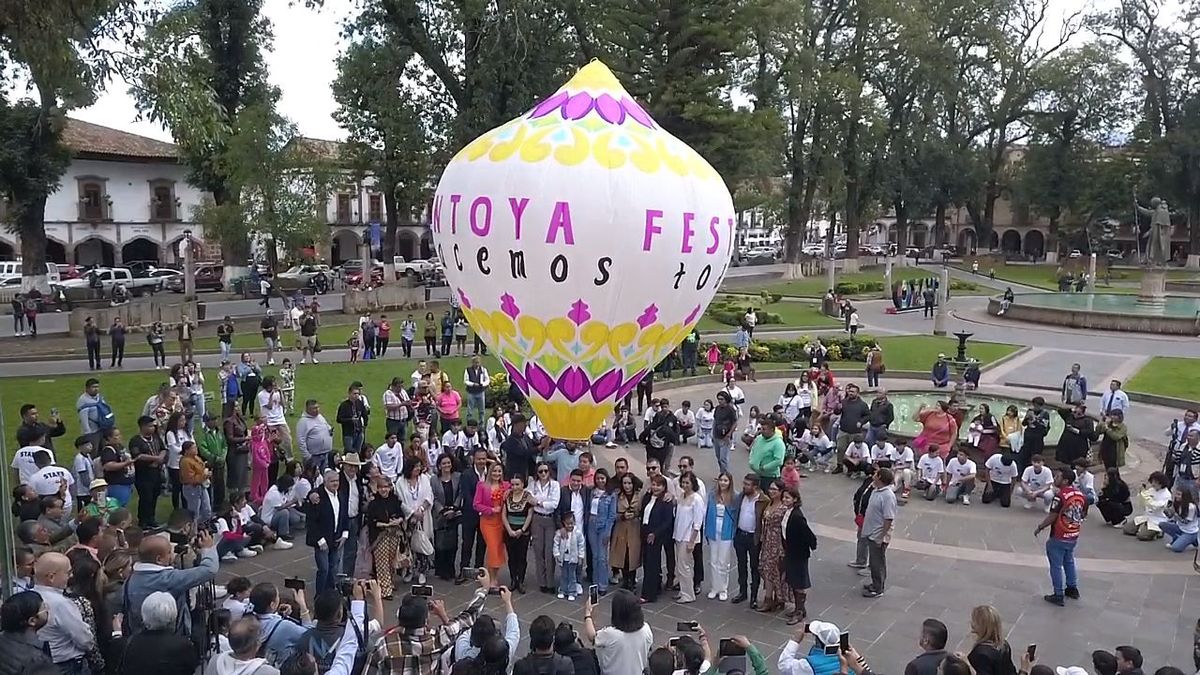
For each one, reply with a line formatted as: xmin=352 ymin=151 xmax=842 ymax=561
xmin=213 ymin=185 xmax=248 ymax=287
xmin=782 ymin=108 xmax=811 ymax=280
xmin=18 ymin=194 xmax=50 ymax=293
xmin=1047 ymin=209 xmax=1060 ymax=260
xmin=934 ymin=203 xmax=946 ymax=251
xmin=382 ymin=189 xmax=400 ymax=282
xmin=894 ymin=199 xmax=909 ymax=256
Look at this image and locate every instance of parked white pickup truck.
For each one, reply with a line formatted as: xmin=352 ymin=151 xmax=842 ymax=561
xmin=393 ymin=256 xmax=441 ymax=277
xmin=60 ymin=267 xmax=164 ymax=296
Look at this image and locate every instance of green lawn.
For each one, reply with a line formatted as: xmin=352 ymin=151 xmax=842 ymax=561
xmin=870 ymin=336 xmax=1020 ymax=371
xmin=765 ymin=267 xmax=989 ymax=298
xmin=983 ymin=264 xmax=1198 ymax=292
xmin=1128 ymin=357 xmax=1200 ymax=400
xmin=698 ymin=297 xmax=838 ymax=332
xmin=0 ymin=354 xmax=503 ymax=457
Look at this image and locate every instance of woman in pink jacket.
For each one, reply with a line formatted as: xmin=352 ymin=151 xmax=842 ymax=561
xmin=249 ymin=415 xmax=274 ymax=503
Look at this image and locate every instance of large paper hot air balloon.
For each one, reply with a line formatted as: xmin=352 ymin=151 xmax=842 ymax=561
xmin=431 ymin=60 xmax=735 ymax=440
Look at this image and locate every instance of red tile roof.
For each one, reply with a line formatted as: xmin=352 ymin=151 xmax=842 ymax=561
xmin=289 ymin=136 xmax=347 ymax=162
xmin=62 ymin=118 xmax=180 ymax=160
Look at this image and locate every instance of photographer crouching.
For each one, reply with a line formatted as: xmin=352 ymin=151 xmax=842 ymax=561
xmin=122 ymin=524 xmax=219 ymax=636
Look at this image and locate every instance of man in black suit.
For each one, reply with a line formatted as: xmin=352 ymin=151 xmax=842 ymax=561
xmin=305 ymin=468 xmax=349 ymax=593
xmin=336 ymin=453 xmax=366 ymax=574
xmin=639 ymin=474 xmax=675 ymax=603
xmin=456 ymin=446 xmax=490 ymax=584
xmin=557 ymin=469 xmax=592 ymax=588
xmin=502 ymin=413 xmax=538 ymax=480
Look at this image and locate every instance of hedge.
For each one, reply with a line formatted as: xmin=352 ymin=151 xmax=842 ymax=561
xmin=835 ymin=278 xmax=979 ymax=296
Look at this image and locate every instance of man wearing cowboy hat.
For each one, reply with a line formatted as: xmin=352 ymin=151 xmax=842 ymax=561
xmin=336 ymin=452 xmax=366 ymax=575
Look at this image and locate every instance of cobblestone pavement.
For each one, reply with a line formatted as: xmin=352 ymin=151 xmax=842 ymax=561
xmin=216 ymin=378 xmax=1199 ymax=673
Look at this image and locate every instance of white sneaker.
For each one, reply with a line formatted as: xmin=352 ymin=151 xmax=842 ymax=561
xmin=718 ymin=592 xmax=728 ymax=601
xmin=301 ymin=359 xmax=309 ymax=364
xmin=237 ymin=549 xmax=258 ymax=558
xmin=250 ymin=544 xmax=264 ymax=553
xmin=1023 ymin=502 xmax=1032 ymax=510
xmin=605 ymin=442 xmax=618 ymax=449
xmin=418 ymin=573 xmax=426 ymax=584
xmin=221 ymin=553 xmax=238 ymax=562
xmin=271 ymin=539 xmax=294 ymax=550
xmin=557 ymin=593 xmax=566 ymax=599
xmin=312 ymin=358 xmax=320 ymax=363
xmin=214 ymin=586 xmax=228 ymax=599
xmin=268 ymin=359 xmax=276 ymax=365
xmin=573 ymin=583 xmax=583 ymax=595
xmin=567 ymin=595 xmax=576 ymax=601
xmin=961 ymin=495 xmax=970 ymax=505
xmin=1166 ymin=540 xmax=1175 ymax=549
xmin=707 ymin=590 xmax=718 ymax=599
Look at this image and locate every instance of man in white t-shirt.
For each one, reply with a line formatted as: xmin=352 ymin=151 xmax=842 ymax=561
xmin=982 ymin=453 xmax=1019 ymax=508
xmin=889 ymin=443 xmax=916 ymax=500
xmin=1015 ymin=454 xmax=1055 ymax=510
xmin=843 ymin=435 xmax=871 ymax=477
xmin=675 ymin=401 xmax=697 ymax=445
xmin=916 ymin=445 xmax=945 ymax=501
xmin=257 ymin=376 xmax=291 ymax=455
xmin=29 ymin=449 xmax=76 ymax=513
xmin=258 ymin=475 xmax=299 ymax=548
xmin=11 ymin=435 xmax=54 ymax=485
xmin=869 ymin=432 xmax=896 ymax=466
xmin=941 ymin=448 xmax=977 ymax=505
xmin=798 ymin=427 xmax=835 ymax=472
xmin=373 ymin=433 xmax=404 ymax=482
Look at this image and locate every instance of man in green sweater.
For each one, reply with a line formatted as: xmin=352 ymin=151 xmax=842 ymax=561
xmin=749 ymin=414 xmax=787 ymax=485
xmin=197 ymin=414 xmax=229 ymax=507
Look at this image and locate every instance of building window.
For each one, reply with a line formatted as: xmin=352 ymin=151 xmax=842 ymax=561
xmin=336 ymin=194 xmax=352 ymax=224
xmin=368 ymin=194 xmax=382 ymax=223
xmin=150 ymin=182 xmax=177 ymax=221
xmin=78 ymin=180 xmax=107 ymax=221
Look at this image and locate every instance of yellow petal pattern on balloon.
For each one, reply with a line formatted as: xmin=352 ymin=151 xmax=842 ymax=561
xmin=432 ymin=61 xmax=735 ymax=440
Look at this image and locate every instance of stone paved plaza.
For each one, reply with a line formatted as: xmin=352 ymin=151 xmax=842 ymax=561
xmin=215 ymin=374 xmax=1200 ymax=673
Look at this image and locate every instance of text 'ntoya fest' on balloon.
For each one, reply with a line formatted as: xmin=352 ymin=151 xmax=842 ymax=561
xmin=430 ymin=193 xmax=736 ymax=291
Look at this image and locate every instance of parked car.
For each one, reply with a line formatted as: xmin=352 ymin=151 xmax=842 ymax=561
xmin=277 ymin=264 xmax=333 ymax=294
xmin=393 ymin=256 xmax=440 ymax=277
xmin=1068 ymin=249 xmax=1083 ymax=258
xmin=0 ymin=260 xmax=61 ymax=284
xmin=60 ymin=267 xmax=163 ymax=295
xmin=165 ymin=263 xmax=225 ymax=293
xmin=345 ymin=264 xmax=384 ymax=287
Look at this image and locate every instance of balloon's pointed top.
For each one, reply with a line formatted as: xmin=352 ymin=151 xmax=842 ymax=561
xmin=563 ymin=60 xmax=625 ymax=93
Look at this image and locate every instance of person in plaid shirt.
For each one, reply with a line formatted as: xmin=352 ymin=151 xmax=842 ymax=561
xmin=364 ymin=569 xmax=492 ymax=674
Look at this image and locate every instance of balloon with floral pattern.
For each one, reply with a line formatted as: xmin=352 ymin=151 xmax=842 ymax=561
xmin=431 ymin=60 xmax=736 ymax=440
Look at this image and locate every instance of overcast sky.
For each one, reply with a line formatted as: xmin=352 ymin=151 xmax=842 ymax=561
xmin=73 ymin=0 xmax=1101 ymax=144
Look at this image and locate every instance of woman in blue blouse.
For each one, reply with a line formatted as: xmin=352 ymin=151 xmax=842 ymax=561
xmin=705 ymin=471 xmax=738 ymax=600
xmin=586 ymin=468 xmax=618 ymax=594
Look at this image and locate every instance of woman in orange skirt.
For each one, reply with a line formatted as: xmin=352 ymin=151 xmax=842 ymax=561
xmin=472 ymin=461 xmax=509 ymax=588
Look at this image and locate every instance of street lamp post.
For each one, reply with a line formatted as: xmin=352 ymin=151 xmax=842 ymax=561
xmin=183 ymin=229 xmax=196 ymax=301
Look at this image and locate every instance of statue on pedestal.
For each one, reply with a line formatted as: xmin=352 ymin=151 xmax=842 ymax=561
xmin=1135 ymin=197 xmax=1173 ymax=266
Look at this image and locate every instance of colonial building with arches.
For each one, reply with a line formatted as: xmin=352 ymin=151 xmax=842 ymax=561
xmin=0 ymin=119 xmax=209 ymax=267
xmin=289 ymin=137 xmax=432 ymax=266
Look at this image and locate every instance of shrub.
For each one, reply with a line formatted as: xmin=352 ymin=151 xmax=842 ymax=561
xmin=712 ymin=336 xmax=878 ymax=364
xmin=705 ymin=303 xmax=783 ymax=326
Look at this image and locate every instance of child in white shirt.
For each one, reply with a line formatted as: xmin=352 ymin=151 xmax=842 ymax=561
xmin=695 ymin=400 xmax=715 ymax=448
xmin=553 ymin=513 xmax=586 ymax=600
xmin=890 ymin=443 xmax=916 ymax=499
xmin=982 ymin=453 xmax=1019 ymax=508
xmin=798 ymin=427 xmax=835 ymax=472
xmin=942 ymin=448 xmax=977 ymax=505
xmin=843 ymin=437 xmax=871 ymax=477
xmin=916 ymin=446 xmax=945 ymax=501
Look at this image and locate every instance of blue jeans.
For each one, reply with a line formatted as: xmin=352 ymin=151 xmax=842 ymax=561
xmin=865 ymin=424 xmax=888 ymax=446
xmin=1045 ymin=537 xmax=1078 ymax=596
xmin=271 ymin=508 xmax=304 ymax=538
xmin=107 ymin=484 xmax=132 ymax=506
xmin=220 ymin=341 xmax=232 ymax=360
xmin=56 ymin=657 xmax=90 ymax=675
xmin=183 ymin=485 xmax=212 ymax=524
xmin=559 ymin=561 xmax=578 ymax=596
xmin=586 ymin=523 xmax=611 ymax=591
xmin=217 ymin=534 xmax=248 ymax=558
xmin=342 ymin=433 xmax=363 ymax=454
xmin=466 ymin=392 xmax=486 ymax=424
xmin=1159 ymin=522 xmax=1199 ymax=552
xmin=714 ymin=436 xmax=731 ymax=474
xmin=314 ymin=540 xmax=343 ymax=593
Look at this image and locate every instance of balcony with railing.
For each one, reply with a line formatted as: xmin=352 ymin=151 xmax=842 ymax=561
xmin=78 ymin=197 xmax=112 ymax=222
xmin=149 ymin=197 xmax=181 ymax=222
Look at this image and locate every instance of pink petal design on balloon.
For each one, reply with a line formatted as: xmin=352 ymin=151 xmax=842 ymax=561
xmin=457 ymin=288 xmax=472 ymax=310
xmin=594 ymin=93 xmax=626 ymax=124
xmin=503 ymin=360 xmax=529 ymax=394
xmin=500 ymin=293 xmax=520 ymax=319
xmin=568 ymin=299 xmax=591 ymax=326
xmin=557 ymin=366 xmax=590 ymax=403
xmin=562 ymin=92 xmax=595 ymax=120
xmin=529 ymin=91 xmax=569 ymax=119
xmin=590 ymin=368 xmax=623 ymax=402
xmin=525 ymin=363 xmax=557 ymax=400
xmin=621 ymin=97 xmax=656 ymax=129
xmin=614 ymin=370 xmax=646 ymax=402
xmin=636 ymin=303 xmax=659 ymax=329
xmin=684 ymin=303 xmax=700 ymax=324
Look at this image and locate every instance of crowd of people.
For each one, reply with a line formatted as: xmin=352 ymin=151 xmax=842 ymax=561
xmin=5 ymin=303 xmax=1200 ymax=674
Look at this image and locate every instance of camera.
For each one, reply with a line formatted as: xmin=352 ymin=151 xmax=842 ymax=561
xmin=676 ymin=621 xmax=699 ymax=632
xmin=411 ymin=584 xmax=434 ymax=597
xmin=336 ymin=574 xmax=355 ymax=597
